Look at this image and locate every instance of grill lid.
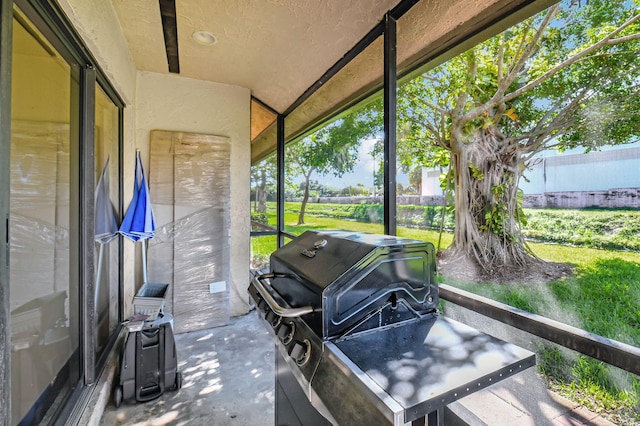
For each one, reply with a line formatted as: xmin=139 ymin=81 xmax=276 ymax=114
xmin=270 ymin=231 xmax=382 ymax=289
xmin=269 ymin=231 xmax=438 ymax=338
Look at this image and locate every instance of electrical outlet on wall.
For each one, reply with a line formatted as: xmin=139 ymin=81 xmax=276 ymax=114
xmin=209 ymin=281 xmax=226 ymax=294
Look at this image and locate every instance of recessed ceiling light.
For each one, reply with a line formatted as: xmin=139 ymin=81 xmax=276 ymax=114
xmin=192 ymin=31 xmax=217 ymax=45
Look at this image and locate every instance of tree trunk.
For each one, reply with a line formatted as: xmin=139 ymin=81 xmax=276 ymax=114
xmin=257 ymin=168 xmax=267 ymax=213
xmin=297 ymin=173 xmax=311 ymax=225
xmin=448 ymin=127 xmax=539 ymax=274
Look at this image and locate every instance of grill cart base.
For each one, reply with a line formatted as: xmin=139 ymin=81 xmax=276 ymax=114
xmin=276 ymin=346 xmax=332 ymax=426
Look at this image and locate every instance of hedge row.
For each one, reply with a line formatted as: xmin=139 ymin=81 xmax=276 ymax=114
xmin=285 ymin=203 xmax=640 ymax=252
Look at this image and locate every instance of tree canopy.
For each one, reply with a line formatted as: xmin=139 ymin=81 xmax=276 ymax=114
xmin=400 ymin=0 xmax=640 ymax=166
xmin=286 ymin=102 xmax=381 ymax=224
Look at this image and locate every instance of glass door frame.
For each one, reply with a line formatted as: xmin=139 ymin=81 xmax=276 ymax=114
xmin=0 ymin=0 xmax=14 ymax=422
xmin=0 ymin=0 xmax=125 ymax=423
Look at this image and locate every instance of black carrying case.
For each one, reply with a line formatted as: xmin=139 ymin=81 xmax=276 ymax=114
xmin=113 ymin=313 xmax=182 ymax=406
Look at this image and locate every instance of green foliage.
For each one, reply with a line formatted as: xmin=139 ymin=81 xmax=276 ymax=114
xmin=278 ymin=202 xmax=640 ymax=251
xmin=525 ymin=209 xmax=640 ymax=251
xmin=537 ymin=345 xmax=572 ymax=381
xmin=468 ymin=161 xmax=484 ymax=180
xmin=339 ymin=184 xmax=369 ymax=196
xmin=498 ymin=289 xmax=538 ymax=312
xmin=481 ymin=184 xmax=507 ymax=235
xmin=283 ymin=202 xmax=456 ymax=230
xmin=408 ymin=167 xmax=423 ymax=193
xmin=286 ymin=99 xmax=382 ymax=180
xmin=250 ymin=212 xmax=268 ymax=225
xmin=548 ymin=257 xmax=640 ymax=343
xmin=422 ymin=206 xmax=440 ymax=229
xmin=250 ymin=235 xmax=276 ymax=270
xmin=557 ymin=380 xmax=639 ymax=424
xmin=251 ymin=155 xmax=277 ymax=208
xmin=350 ymin=204 xmax=384 ymax=223
xmin=573 ymin=357 xmax=617 ymax=394
xmin=286 ymin=99 xmax=383 ymax=223
xmin=293 ymin=180 xmax=340 ymax=198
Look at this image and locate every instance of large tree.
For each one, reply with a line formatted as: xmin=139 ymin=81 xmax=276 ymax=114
xmin=288 ymin=105 xmax=380 ymax=225
xmin=397 ymin=0 xmax=640 ymax=278
xmin=251 ymin=155 xmax=276 ymax=214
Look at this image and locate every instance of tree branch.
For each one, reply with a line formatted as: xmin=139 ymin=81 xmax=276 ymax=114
xmin=451 ymin=54 xmax=478 ymax=144
xmin=462 ymin=9 xmax=640 ymax=124
xmin=503 ymin=5 xmax=560 ymax=92
xmin=497 ymin=33 xmax=505 ymax=82
xmin=609 ymin=32 xmax=640 ymax=45
xmin=410 ymin=95 xmax=451 ymax=117
xmin=522 ymin=88 xmax=590 ymax=154
xmin=439 ymin=115 xmax=451 ymax=150
xmin=462 ymin=5 xmax=560 ymax=124
xmin=405 ymin=114 xmax=444 ymax=146
xmin=503 ymin=12 xmax=640 ymax=104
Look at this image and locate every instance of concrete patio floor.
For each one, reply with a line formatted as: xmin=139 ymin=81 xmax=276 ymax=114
xmin=99 ymin=312 xmax=274 ymax=426
xmin=99 ymin=310 xmax=615 ymax=426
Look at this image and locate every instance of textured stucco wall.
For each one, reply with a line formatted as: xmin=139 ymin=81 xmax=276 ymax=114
xmin=136 ymin=71 xmax=251 ymax=317
xmin=58 ymin=0 xmax=137 ymax=103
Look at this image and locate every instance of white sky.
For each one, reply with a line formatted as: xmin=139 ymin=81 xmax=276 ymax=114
xmin=307 ymin=137 xmax=410 ymax=188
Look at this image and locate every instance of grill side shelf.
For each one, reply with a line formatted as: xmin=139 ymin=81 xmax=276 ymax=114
xmin=330 ymin=315 xmax=536 ymax=425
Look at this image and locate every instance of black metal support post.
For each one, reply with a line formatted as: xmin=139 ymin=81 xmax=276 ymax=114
xmin=383 ymin=14 xmax=397 ymax=236
xmin=277 ymin=114 xmax=285 ymax=248
xmin=81 ymin=63 xmax=97 ymax=385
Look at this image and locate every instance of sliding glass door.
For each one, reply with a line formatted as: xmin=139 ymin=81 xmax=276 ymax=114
xmin=6 ymin=2 xmax=124 ymax=423
xmin=10 ymin=8 xmax=81 ymax=424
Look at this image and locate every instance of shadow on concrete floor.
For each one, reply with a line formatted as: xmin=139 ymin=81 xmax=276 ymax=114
xmin=100 ymin=312 xmax=274 ymax=426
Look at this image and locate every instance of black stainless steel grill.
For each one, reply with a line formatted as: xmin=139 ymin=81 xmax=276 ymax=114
xmin=249 ymin=230 xmax=535 ymax=425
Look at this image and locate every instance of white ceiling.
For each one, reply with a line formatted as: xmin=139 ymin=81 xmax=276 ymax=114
xmin=111 ymin=0 xmax=403 ymax=114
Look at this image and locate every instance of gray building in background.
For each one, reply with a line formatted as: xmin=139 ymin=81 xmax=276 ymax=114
xmin=421 ymin=142 xmax=640 ymax=208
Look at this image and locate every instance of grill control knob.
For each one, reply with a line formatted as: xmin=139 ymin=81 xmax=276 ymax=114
xmin=270 ymin=313 xmax=281 ymax=328
xmin=257 ymin=299 xmax=269 ymax=313
xmin=277 ymin=322 xmax=295 ymax=344
xmin=288 ymin=339 xmax=311 ymax=366
xmin=276 ymin=323 xmax=289 ymax=339
xmin=265 ymin=310 xmax=277 ymax=324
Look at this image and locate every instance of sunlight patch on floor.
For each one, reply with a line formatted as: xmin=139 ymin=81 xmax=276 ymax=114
xmin=196 ymin=333 xmax=214 ymax=342
xmin=128 ymin=410 xmax=180 ymax=426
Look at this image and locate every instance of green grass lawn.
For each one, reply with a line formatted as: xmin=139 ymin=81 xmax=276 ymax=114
xmin=251 ymin=203 xmax=640 ymax=423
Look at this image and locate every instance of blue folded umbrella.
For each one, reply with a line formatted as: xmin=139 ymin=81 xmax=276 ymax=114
xmin=120 ymin=151 xmax=156 ymax=242
xmin=120 ymin=151 xmax=156 ymax=283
